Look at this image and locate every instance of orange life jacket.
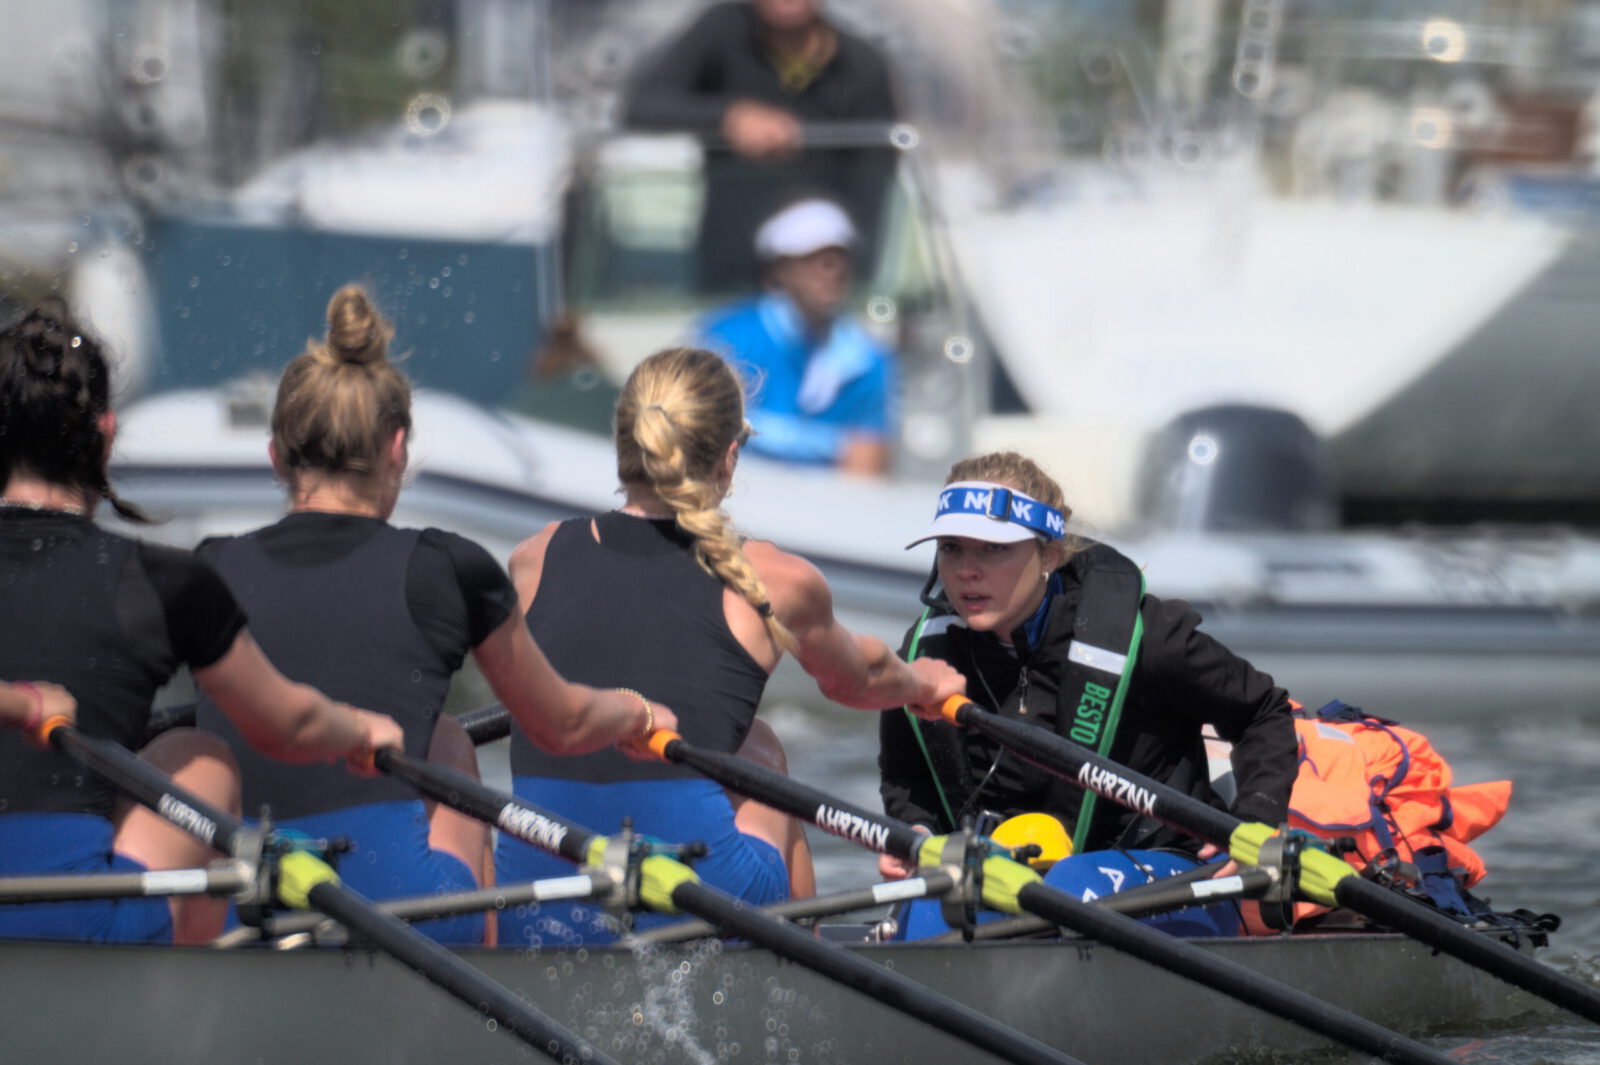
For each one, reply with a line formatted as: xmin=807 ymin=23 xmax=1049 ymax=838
xmin=1287 ymin=702 xmax=1511 ymax=889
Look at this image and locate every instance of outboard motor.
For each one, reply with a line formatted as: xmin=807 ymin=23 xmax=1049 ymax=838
xmin=1134 ymin=405 xmax=1338 ymax=532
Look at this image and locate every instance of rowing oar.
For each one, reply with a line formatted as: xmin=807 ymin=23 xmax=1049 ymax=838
xmin=935 ymin=694 xmax=1600 ymax=1027
xmin=371 ymin=747 xmax=1080 ymax=1065
xmin=644 ymin=728 xmax=1461 ymax=1065
xmin=34 ymin=719 xmax=618 ymax=1065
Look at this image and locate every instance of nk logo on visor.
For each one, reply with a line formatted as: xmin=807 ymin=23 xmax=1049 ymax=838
xmin=936 ymin=485 xmax=1066 ymax=541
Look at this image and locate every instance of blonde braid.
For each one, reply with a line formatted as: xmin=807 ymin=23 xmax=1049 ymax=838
xmin=620 ymin=349 xmax=799 ymax=654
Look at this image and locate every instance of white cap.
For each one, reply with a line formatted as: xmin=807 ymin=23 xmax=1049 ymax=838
xmin=754 ymin=199 xmax=858 ymax=260
xmin=905 ymin=481 xmax=1068 ymax=549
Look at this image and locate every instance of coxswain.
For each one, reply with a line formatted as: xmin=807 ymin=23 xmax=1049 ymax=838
xmin=877 ymin=451 xmax=1297 ymax=935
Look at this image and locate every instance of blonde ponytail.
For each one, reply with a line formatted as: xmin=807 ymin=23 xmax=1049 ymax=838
xmin=617 ymin=348 xmax=797 ymax=654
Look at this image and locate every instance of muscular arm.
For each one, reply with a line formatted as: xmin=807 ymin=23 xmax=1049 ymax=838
xmin=193 ymin=629 xmax=397 ymax=767
xmin=497 ymin=522 xmax=674 ymax=752
xmin=751 ymin=541 xmax=963 ymax=711
xmin=472 ymin=613 xmax=661 ymax=755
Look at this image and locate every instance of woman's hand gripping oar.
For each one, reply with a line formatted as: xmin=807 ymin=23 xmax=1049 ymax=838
xmin=645 ymin=725 xmax=1464 ymax=1065
xmin=36 ymin=718 xmax=621 ymax=1065
xmin=371 ymin=744 xmax=1083 ymax=1065
xmin=934 ymin=693 xmax=1600 ymax=1028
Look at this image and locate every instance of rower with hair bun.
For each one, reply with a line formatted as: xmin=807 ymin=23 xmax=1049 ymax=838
xmin=0 ymin=298 xmax=405 ymax=946
xmin=497 ymin=346 xmax=965 ymax=946
xmin=193 ymin=285 xmax=676 ymax=946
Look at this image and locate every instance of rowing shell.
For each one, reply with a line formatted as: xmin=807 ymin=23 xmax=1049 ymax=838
xmin=1 ymin=929 xmax=1547 ymax=1064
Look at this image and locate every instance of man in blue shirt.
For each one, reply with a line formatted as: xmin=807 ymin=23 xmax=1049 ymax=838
xmin=696 ymin=198 xmax=897 ymax=475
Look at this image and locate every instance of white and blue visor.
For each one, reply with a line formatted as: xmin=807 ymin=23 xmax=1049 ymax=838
xmin=906 ymin=481 xmax=1067 ymax=548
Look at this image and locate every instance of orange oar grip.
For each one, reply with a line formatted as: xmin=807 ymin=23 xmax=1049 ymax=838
xmin=939 ymin=695 xmax=973 ymax=725
xmin=33 ymin=714 xmax=74 ymax=749
xmin=645 ymin=728 xmax=682 ymax=761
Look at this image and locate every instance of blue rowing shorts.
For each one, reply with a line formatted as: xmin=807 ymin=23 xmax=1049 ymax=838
xmin=495 ymin=776 xmax=788 ymax=947
xmin=890 ymin=848 xmax=1242 ymax=940
xmin=243 ymin=799 xmax=485 ymax=946
xmin=0 ymin=813 xmax=173 ymax=943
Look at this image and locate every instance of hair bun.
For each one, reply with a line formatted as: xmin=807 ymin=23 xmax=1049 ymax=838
xmin=324 ymin=284 xmax=391 ymax=366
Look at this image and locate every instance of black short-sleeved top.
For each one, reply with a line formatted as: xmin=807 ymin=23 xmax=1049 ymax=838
xmin=0 ymin=508 xmax=245 ymax=818
xmin=194 ymin=512 xmax=517 ymax=819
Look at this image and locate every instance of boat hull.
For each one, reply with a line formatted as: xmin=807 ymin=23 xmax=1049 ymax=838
xmin=0 ymin=931 xmax=1546 ymax=1064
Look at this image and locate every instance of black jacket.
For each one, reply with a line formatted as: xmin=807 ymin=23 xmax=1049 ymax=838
xmin=878 ymin=550 xmax=1297 ymax=853
xmin=623 ymin=2 xmax=898 ymax=131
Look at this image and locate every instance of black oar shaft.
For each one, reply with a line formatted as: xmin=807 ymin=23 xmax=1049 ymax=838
xmin=942 ymin=697 xmax=1600 ymax=1027
xmin=377 ymin=747 xmax=1082 ymax=1065
xmin=1337 ymin=877 xmax=1600 ymax=1023
xmin=51 ymin=728 xmax=248 ymax=854
xmin=1016 ymin=884 xmax=1453 ymax=1065
xmin=671 ymin=882 xmax=1080 ymax=1065
xmin=373 ymin=747 xmax=597 ymax=865
xmin=661 ymin=737 xmax=926 ymax=858
xmin=458 ymin=702 xmax=512 ymax=745
xmin=306 ymin=881 xmax=611 ymax=1065
xmin=649 ymin=730 xmax=1466 ymax=1065
xmin=43 ymin=724 xmax=618 ymax=1065
xmin=949 ymin=701 xmax=1236 ymax=846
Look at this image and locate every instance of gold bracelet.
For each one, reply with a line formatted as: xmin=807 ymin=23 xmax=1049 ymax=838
xmin=614 ymin=688 xmax=654 ymax=736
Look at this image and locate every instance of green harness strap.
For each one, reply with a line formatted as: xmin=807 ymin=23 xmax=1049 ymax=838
xmin=899 ymin=543 xmax=1146 ymax=851
xmin=900 ymin=606 xmax=959 ymax=830
xmin=1065 ymin=573 xmax=1145 ymax=854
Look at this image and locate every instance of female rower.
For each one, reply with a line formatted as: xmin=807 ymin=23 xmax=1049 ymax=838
xmin=496 ymin=346 xmax=965 ymax=945
xmin=0 ymin=299 xmax=402 ymax=945
xmin=193 ymin=285 xmax=672 ymax=946
xmin=877 ymin=451 xmax=1297 ymax=929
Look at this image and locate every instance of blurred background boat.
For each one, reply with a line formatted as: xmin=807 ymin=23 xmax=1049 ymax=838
xmin=2 ymin=0 xmax=1598 ymax=718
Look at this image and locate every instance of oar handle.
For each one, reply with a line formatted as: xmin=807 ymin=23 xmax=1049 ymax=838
xmin=940 ymin=693 xmax=1241 ymax=847
xmin=372 ymin=747 xmax=601 ymax=866
xmin=653 ymin=729 xmax=931 ymax=859
xmin=937 ymin=694 xmax=973 ymax=724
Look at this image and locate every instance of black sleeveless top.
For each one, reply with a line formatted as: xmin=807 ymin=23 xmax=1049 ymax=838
xmin=195 ymin=514 xmax=495 ymax=819
xmin=511 ymin=512 xmax=769 ymax=783
xmin=0 ymin=509 xmax=244 ymax=817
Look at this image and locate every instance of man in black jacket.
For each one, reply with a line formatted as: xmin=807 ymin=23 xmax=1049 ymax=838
xmin=622 ymin=0 xmax=900 ymax=290
xmin=623 ymin=0 xmax=898 ymax=158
